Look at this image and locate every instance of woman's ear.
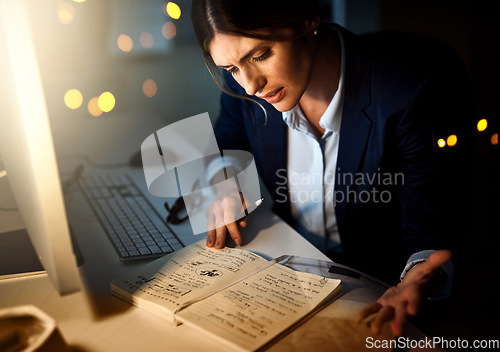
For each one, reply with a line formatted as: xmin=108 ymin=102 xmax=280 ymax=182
xmin=309 ymin=15 xmax=321 ymax=35
xmin=300 ymin=15 xmax=321 ymax=36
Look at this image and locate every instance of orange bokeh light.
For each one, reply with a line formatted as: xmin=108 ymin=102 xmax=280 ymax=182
xmin=162 ymin=21 xmax=176 ymax=40
xmin=117 ymin=34 xmax=133 ymax=52
xmin=491 ymin=133 xmax=498 ymax=146
xmin=142 ymin=79 xmax=158 ymax=98
xmin=447 ymin=135 xmax=457 ymax=147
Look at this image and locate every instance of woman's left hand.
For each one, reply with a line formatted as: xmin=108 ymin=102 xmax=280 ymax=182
xmin=357 ymin=250 xmax=452 ymax=337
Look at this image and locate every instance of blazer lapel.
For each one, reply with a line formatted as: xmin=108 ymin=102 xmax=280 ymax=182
xmin=334 ymin=26 xmax=373 ymax=231
xmin=254 ymin=106 xmax=290 ymax=216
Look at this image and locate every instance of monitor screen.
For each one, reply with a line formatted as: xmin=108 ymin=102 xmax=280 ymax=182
xmin=0 ymin=0 xmax=80 ymax=295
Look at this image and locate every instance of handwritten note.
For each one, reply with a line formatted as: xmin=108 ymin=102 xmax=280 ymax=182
xmin=111 ymin=241 xmax=268 ymax=319
xmin=111 ymin=240 xmax=342 ymax=350
xmin=176 ymin=263 xmax=341 ymax=351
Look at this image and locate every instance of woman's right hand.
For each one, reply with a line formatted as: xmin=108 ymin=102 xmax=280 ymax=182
xmin=206 ymin=193 xmax=247 ymax=249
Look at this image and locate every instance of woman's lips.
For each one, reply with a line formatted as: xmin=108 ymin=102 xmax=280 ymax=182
xmin=261 ymin=87 xmax=284 ymax=104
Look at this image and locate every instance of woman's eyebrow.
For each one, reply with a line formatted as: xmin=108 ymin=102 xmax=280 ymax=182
xmin=217 ymin=43 xmax=268 ymax=69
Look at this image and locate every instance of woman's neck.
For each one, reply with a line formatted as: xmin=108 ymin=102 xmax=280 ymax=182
xmin=299 ymin=30 xmax=341 ymax=138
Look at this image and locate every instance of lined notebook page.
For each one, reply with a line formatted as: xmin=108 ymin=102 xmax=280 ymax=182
xmin=111 ymin=241 xmax=268 ymax=319
xmin=176 ymin=262 xmax=341 ymax=351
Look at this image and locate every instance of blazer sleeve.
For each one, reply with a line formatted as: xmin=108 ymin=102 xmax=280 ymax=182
xmin=393 ymin=47 xmax=472 ymax=256
xmin=339 ymin=31 xmax=472 ymax=281
xmin=213 ymin=74 xmax=252 ymax=152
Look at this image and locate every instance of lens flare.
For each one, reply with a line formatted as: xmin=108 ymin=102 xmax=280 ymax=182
xmin=64 ymin=89 xmax=83 ymax=110
xmin=88 ymin=96 xmax=103 ymax=117
xmin=98 ymin=91 xmax=116 ymax=113
xmin=477 ymin=119 xmax=488 ymax=132
xmin=140 ymin=32 xmax=154 ymax=49
xmin=165 ymin=2 xmax=181 ymax=19
xmin=491 ymin=133 xmax=498 ymax=146
xmin=142 ymin=79 xmax=158 ymax=98
xmin=58 ymin=3 xmax=75 ymax=25
xmin=446 ymin=135 xmax=457 ymax=147
xmin=162 ymin=21 xmax=176 ymax=40
xmin=117 ymin=34 xmax=133 ymax=52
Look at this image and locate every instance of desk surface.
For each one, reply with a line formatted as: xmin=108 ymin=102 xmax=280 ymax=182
xmin=0 ymin=168 xmax=412 ymax=351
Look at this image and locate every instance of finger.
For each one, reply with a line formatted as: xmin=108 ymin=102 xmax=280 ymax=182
xmin=206 ymin=229 xmax=216 ymax=247
xmin=206 ymin=207 xmax=216 ymax=247
xmin=238 ymin=216 xmax=247 ymax=228
xmin=212 ymin=201 xmax=226 ymax=230
xmin=220 ymin=198 xmax=243 ymax=247
xmin=357 ymin=301 xmax=382 ymax=323
xmin=225 ymin=221 xmax=242 ymax=246
xmin=211 ymin=202 xmax=226 ymax=249
xmin=391 ymin=301 xmax=408 ymax=337
xmin=214 ymin=225 xmax=227 ymax=249
xmin=371 ymin=305 xmax=395 ymax=335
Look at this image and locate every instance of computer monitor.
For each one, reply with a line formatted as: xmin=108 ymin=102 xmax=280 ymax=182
xmin=0 ymin=0 xmax=81 ymax=295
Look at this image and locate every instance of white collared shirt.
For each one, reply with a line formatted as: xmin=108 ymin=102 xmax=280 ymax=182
xmin=281 ymin=29 xmax=452 ymax=298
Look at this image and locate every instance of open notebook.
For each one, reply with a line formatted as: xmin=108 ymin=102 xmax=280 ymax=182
xmin=111 ymin=240 xmax=342 ymax=352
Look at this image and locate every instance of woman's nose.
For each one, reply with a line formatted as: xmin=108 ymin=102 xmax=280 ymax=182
xmin=241 ymin=69 xmax=265 ymax=96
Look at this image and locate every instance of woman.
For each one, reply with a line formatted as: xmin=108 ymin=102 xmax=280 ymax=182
xmin=191 ymin=0 xmax=471 ymax=336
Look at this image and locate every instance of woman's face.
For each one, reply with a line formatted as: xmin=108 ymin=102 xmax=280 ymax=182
xmin=209 ymin=31 xmax=315 ymax=112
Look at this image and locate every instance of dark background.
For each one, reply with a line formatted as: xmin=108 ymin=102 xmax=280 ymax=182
xmin=347 ymin=0 xmax=500 ymax=342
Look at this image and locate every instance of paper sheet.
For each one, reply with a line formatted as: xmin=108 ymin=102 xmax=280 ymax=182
xmin=176 ymin=263 xmax=341 ymax=351
xmin=111 ymin=241 xmax=268 ymax=315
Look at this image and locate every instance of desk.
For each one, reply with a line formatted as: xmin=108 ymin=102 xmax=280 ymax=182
xmin=0 ymin=168 xmax=424 ymax=351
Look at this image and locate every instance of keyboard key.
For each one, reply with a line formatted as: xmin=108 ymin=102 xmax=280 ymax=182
xmin=170 ymin=243 xmax=184 ymax=251
xmin=149 ymin=245 xmax=162 ymax=254
xmin=139 ymin=247 xmax=151 ymax=255
xmin=159 ymin=244 xmax=172 ymax=252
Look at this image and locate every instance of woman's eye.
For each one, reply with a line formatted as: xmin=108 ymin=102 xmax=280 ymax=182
xmin=223 ymin=50 xmax=271 ymax=75
xmin=226 ymin=67 xmax=239 ymax=75
xmin=252 ymin=50 xmax=271 ymax=63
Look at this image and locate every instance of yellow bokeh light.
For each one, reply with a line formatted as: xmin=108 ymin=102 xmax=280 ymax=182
xmin=64 ymin=89 xmax=83 ymax=110
xmin=165 ymin=2 xmax=181 ymax=19
xmin=88 ymin=96 xmax=103 ymax=117
xmin=117 ymin=34 xmax=133 ymax=52
xmin=58 ymin=3 xmax=75 ymax=25
xmin=446 ymin=134 xmax=457 ymax=147
xmin=477 ymin=119 xmax=488 ymax=132
xmin=437 ymin=139 xmax=446 ymax=148
xmin=98 ymin=91 xmax=116 ymax=113
xmin=491 ymin=133 xmax=498 ymax=146
xmin=140 ymin=32 xmax=154 ymax=49
xmin=162 ymin=21 xmax=176 ymax=40
xmin=142 ymin=79 xmax=158 ymax=98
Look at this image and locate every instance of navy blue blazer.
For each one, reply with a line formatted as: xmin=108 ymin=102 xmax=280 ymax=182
xmin=213 ymin=25 xmax=471 ymax=282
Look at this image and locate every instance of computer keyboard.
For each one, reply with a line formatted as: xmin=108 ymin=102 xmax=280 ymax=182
xmin=78 ymin=173 xmax=184 ymax=260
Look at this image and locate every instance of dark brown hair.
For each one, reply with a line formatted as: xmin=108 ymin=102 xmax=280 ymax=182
xmin=191 ymin=0 xmax=323 ymax=98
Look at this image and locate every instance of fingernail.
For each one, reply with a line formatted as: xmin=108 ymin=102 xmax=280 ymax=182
xmin=234 ymin=238 xmax=241 ymax=246
xmin=215 ymin=241 xmax=220 ymax=247
xmin=207 ymin=239 xmax=212 ymax=245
